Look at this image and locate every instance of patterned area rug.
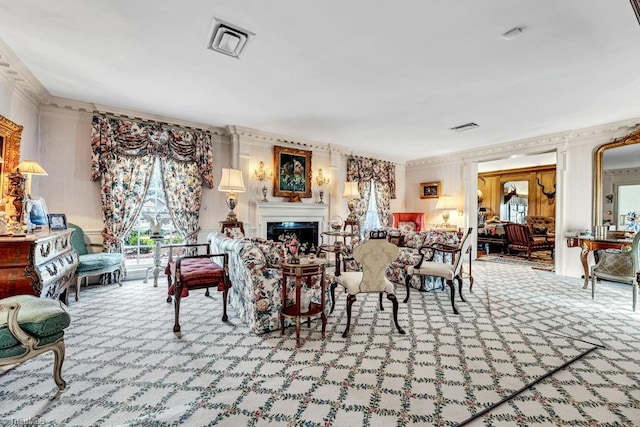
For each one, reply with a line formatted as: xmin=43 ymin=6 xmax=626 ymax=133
xmin=477 ymin=253 xmax=554 ymax=272
xmin=1 ymin=263 xmax=639 ymax=426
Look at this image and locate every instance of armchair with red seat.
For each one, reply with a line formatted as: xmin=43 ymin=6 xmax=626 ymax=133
xmin=391 ymin=212 xmax=425 ymax=232
xmin=164 ymin=243 xmax=231 ymax=334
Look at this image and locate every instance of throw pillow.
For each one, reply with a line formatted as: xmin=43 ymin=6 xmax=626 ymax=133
xmin=398 ymin=221 xmax=417 ymax=233
xmin=388 ymin=235 xmax=405 ymax=247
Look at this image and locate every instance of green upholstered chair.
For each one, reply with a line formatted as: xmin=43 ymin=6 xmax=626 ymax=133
xmin=0 ymin=295 xmax=71 ymax=390
xmin=68 ymin=223 xmax=125 ymax=301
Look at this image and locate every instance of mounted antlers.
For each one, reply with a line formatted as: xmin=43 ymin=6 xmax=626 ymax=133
xmin=536 ymin=178 xmax=556 ymax=202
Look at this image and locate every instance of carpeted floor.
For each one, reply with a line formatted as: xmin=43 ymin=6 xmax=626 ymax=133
xmin=477 ymin=253 xmax=554 ymax=272
xmin=1 ymin=262 xmax=639 ymax=426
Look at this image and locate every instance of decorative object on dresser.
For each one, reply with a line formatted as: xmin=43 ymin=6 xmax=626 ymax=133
xmin=273 ymin=145 xmax=312 ymax=201
xmin=332 ymin=237 xmax=405 ymax=338
xmin=0 ymin=295 xmax=71 ymax=390
xmin=315 ymin=168 xmax=330 ymax=204
xmin=419 ymin=181 xmax=440 ymax=199
xmin=165 ymin=243 xmax=231 ymax=335
xmin=254 ymin=161 xmax=272 ymax=202
xmin=218 ymin=168 xmax=246 ymax=222
xmin=405 ymin=227 xmax=474 ymax=314
xmin=15 ymin=160 xmax=47 ymax=198
xmin=0 ymin=228 xmax=79 ymax=301
xmin=68 ymin=223 xmax=124 ymax=301
xmin=435 ymin=194 xmax=456 ymax=227
xmin=48 ymin=213 xmax=67 ymax=231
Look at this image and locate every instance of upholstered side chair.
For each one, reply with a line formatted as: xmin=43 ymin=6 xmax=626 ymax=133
xmin=0 ymin=295 xmax=71 ymax=390
xmin=404 ymin=227 xmax=474 ymax=314
xmin=591 ymin=232 xmax=640 ymax=311
xmin=68 ymin=223 xmax=125 ymax=301
xmin=332 ymin=236 xmax=405 ymax=338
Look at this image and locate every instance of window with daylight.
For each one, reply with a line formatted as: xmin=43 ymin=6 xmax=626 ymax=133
xmin=362 ymin=180 xmax=382 ymax=234
xmin=123 ymin=158 xmax=184 ymax=269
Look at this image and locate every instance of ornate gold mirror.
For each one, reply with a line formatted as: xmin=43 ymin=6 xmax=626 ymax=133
xmin=593 ymin=129 xmax=640 ymax=228
xmin=0 ymin=115 xmax=23 ymax=210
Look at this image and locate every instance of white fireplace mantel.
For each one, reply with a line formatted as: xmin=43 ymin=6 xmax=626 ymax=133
xmin=255 ymin=202 xmax=329 ymax=243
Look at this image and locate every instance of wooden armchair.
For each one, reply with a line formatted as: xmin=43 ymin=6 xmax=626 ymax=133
xmin=503 ymin=223 xmax=554 ymax=260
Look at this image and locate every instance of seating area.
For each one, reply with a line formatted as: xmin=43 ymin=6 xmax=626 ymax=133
xmin=503 ymin=223 xmax=555 ymax=260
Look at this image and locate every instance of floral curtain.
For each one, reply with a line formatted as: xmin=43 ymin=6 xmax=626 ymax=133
xmin=346 ymin=157 xmax=396 ymax=227
xmin=91 ymin=115 xmax=215 ymax=249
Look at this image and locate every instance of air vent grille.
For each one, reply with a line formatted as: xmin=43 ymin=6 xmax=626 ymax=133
xmin=450 ymin=122 xmax=479 ymax=132
xmin=207 ymin=18 xmax=254 ymax=59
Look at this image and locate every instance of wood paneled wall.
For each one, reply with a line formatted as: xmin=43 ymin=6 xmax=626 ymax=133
xmin=478 ymin=165 xmax=556 ymax=220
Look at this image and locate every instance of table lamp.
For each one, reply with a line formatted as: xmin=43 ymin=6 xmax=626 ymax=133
xmin=218 ymin=168 xmax=245 ymax=222
xmin=15 ymin=160 xmax=48 ymax=197
xmin=435 ymin=194 xmax=455 ymax=227
xmin=342 ymin=181 xmax=360 ymax=223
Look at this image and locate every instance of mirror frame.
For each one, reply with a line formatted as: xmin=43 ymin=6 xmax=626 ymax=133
xmin=0 ymin=115 xmax=23 ymax=210
xmin=593 ymin=129 xmax=640 ymax=226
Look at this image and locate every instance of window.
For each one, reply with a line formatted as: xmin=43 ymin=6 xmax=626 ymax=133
xmin=123 ymin=158 xmax=183 ymax=269
xmin=362 ymin=180 xmax=381 ymax=234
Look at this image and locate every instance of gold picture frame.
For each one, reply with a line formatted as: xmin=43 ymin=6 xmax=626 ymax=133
xmin=273 ymin=146 xmax=312 ymax=200
xmin=0 ymin=115 xmax=23 ymax=210
xmin=420 ymin=181 xmax=440 ymax=199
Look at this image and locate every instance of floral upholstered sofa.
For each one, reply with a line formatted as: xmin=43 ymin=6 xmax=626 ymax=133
xmin=208 ymin=232 xmax=331 ymax=334
xmin=343 ymin=228 xmax=460 ymax=291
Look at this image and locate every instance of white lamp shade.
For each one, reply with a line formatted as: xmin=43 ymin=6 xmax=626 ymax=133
xmin=218 ymin=168 xmax=246 ymax=192
xmin=342 ymin=181 xmax=360 ymax=199
xmin=435 ymin=194 xmax=455 ymax=210
xmin=16 ymin=160 xmax=48 ymax=175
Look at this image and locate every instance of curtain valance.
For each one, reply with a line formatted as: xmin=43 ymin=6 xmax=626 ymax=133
xmin=346 ymin=157 xmax=396 ymax=199
xmin=91 ymin=115 xmax=214 ymax=188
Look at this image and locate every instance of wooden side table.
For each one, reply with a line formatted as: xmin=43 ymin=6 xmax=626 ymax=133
xmin=280 ymin=259 xmax=327 ymax=347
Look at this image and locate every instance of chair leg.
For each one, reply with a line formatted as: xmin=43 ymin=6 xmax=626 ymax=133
xmin=330 ymin=282 xmax=337 ymax=314
xmin=592 ymin=274 xmax=596 ymax=300
xmin=51 ymin=339 xmax=66 ymax=390
xmin=386 ymin=293 xmax=405 ymax=335
xmin=404 ymin=275 xmax=411 ymax=303
xmin=379 ymin=292 xmax=384 ymax=311
xmin=633 ymin=282 xmax=638 ymax=312
xmin=342 ymin=294 xmax=357 ymax=338
xmin=222 ymin=286 xmax=229 ymax=322
xmin=205 ymin=287 xmax=210 ymax=297
xmin=456 ymin=275 xmax=466 ymax=302
xmin=173 ymin=285 xmax=182 ymax=334
xmin=75 ymin=277 xmax=81 ymax=302
xmin=166 ymin=274 xmax=173 ymax=303
xmin=446 ymin=279 xmax=459 ymax=315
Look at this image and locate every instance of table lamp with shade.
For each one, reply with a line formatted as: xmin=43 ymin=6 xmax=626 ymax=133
xmin=435 ymin=194 xmax=455 ymax=227
xmin=342 ymin=181 xmax=360 ymax=223
xmin=15 ymin=160 xmax=48 ymax=197
xmin=218 ymin=168 xmax=245 ymax=222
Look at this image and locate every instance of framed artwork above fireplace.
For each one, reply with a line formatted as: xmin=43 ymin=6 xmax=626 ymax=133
xmin=273 ymin=145 xmax=312 ymax=199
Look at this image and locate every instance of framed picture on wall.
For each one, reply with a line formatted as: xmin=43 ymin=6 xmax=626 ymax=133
xmin=420 ymin=181 xmax=440 ymax=199
xmin=273 ymin=145 xmax=312 ymax=200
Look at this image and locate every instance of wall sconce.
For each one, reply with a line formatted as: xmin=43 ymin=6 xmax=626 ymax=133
xmin=342 ymin=181 xmax=360 ymax=223
xmin=315 ymin=168 xmax=330 ymax=204
xmin=218 ymin=168 xmax=246 ymax=222
xmin=435 ymin=194 xmax=455 ymax=227
xmin=254 ymin=161 xmax=272 ymax=203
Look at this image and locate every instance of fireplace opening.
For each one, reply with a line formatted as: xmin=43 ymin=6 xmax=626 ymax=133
xmin=267 ymin=221 xmax=319 ymax=254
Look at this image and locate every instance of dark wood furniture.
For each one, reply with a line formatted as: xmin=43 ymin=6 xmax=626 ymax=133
xmin=0 ymin=229 xmax=78 ymax=301
xmin=165 ymin=243 xmax=231 ymax=334
xmin=220 ymin=220 xmax=244 ymax=235
xmin=503 ymin=223 xmax=554 ymax=260
xmin=477 ymin=233 xmax=507 ymax=254
xmin=280 ymin=259 xmax=327 ymax=347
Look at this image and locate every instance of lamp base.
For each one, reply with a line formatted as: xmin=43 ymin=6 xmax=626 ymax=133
xmin=261 ymin=185 xmax=268 ymax=202
xmin=225 ymin=210 xmax=238 ymax=222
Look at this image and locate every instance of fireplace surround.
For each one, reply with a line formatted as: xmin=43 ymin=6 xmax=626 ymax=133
xmin=255 ymin=202 xmax=328 ymax=250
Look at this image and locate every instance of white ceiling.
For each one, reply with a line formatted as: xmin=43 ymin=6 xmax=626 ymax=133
xmin=1 ymin=1 xmax=639 ymax=163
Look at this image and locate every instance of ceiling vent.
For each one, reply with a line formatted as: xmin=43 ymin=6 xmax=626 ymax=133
xmin=502 ymin=27 xmax=525 ymax=40
xmin=450 ymin=122 xmax=479 ymax=132
xmin=206 ymin=18 xmax=254 ymax=59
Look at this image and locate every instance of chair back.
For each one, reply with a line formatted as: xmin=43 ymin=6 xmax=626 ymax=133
xmin=453 ymin=227 xmax=474 ymax=276
xmin=353 ymin=238 xmax=399 ymax=292
xmin=67 ymin=223 xmax=89 ymax=256
xmin=503 ymin=223 xmax=531 ymax=245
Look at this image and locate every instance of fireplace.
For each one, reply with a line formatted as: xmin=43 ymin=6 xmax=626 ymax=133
xmin=255 ymin=202 xmax=328 ymax=251
xmin=267 ymin=221 xmax=319 ymax=254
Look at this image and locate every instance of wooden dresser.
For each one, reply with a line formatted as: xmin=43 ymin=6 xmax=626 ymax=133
xmin=0 ymin=228 xmax=79 ymax=301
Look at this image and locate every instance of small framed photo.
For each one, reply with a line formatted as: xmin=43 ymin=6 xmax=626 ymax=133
xmin=420 ymin=181 xmax=440 ymax=199
xmin=48 ymin=213 xmax=68 ymax=230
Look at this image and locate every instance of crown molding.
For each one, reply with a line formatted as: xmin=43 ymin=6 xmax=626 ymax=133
xmin=0 ymin=37 xmax=49 ymax=105
xmin=406 ymin=118 xmax=640 ymax=169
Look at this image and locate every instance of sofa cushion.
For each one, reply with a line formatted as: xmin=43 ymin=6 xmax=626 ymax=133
xmin=243 ymin=245 xmax=267 ymax=271
xmin=397 ymin=221 xmax=417 ymax=233
xmin=76 ymin=253 xmax=122 ymax=273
